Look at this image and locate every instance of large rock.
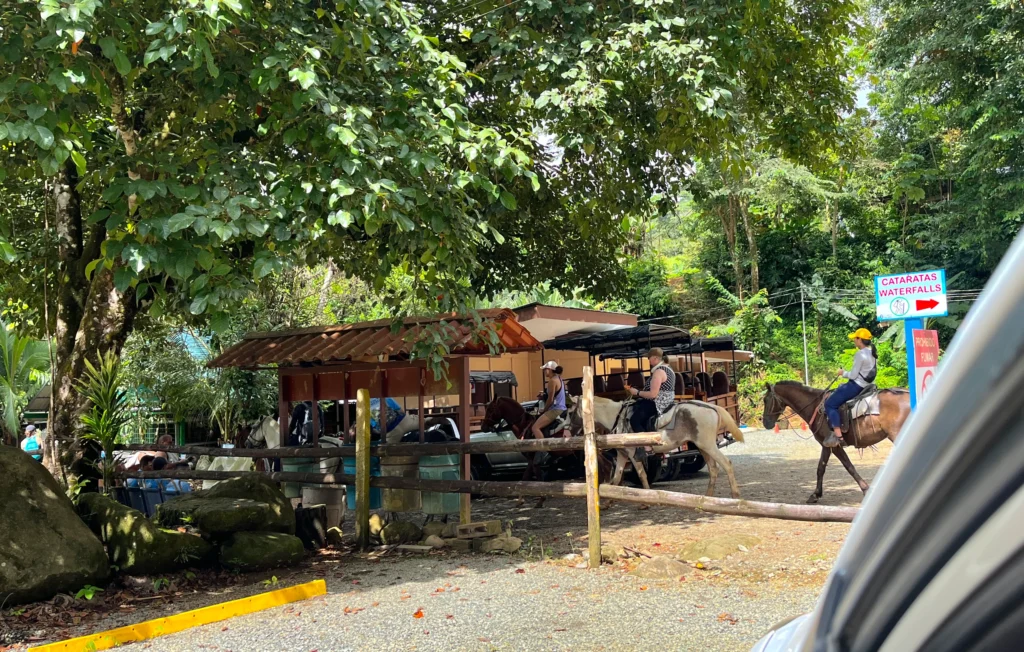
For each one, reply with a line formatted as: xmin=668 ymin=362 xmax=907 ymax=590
xmin=219 ymin=532 xmax=305 ymax=571
xmin=0 ymin=447 xmax=109 ymax=605
xmin=631 ymin=556 xmax=692 ymax=580
xmin=677 ymin=534 xmax=761 ymax=562
xmin=380 ymin=520 xmax=423 ymax=545
xmin=77 ymin=494 xmax=213 ymax=575
xmin=156 ymin=474 xmax=294 ymax=535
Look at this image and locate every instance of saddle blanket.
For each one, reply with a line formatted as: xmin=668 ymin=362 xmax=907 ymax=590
xmin=849 ymin=391 xmax=881 ymax=420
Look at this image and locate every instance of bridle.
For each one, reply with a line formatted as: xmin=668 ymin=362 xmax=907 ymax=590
xmin=766 ymin=384 xmax=828 ymax=431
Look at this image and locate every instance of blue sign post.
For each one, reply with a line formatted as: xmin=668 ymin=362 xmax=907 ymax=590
xmin=874 ymin=270 xmax=948 ymax=409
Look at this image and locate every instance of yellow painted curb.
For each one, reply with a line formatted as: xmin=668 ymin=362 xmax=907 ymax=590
xmin=29 ymin=579 xmax=327 ymax=652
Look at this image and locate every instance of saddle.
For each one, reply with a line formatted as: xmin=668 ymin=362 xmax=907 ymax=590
xmin=831 ymin=384 xmax=881 ymax=434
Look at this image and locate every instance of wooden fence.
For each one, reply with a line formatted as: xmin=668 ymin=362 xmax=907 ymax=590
xmin=118 ymin=367 xmax=859 ymax=567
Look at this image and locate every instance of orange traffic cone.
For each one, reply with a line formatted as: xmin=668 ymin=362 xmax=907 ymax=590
xmin=801 ymin=421 xmax=808 ymax=431
xmin=773 ymin=423 xmax=780 ymax=433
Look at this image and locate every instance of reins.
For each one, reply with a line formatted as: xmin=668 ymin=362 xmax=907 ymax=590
xmin=769 ymin=375 xmax=842 ymax=432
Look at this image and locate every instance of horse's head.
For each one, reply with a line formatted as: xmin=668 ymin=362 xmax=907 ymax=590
xmin=761 ymin=383 xmax=785 ymax=429
xmin=481 ymin=396 xmax=520 ymax=432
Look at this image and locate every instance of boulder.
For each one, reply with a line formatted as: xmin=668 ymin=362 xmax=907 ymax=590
xmin=422 ymin=521 xmax=446 ymax=539
xmin=476 ymin=535 xmax=523 ymax=554
xmin=219 ymin=532 xmax=305 ymax=572
xmin=0 ymin=447 xmax=109 ymax=605
xmin=380 ymin=520 xmax=423 ymax=546
xmin=676 ymin=534 xmax=761 ymax=562
xmin=326 ymin=527 xmax=344 ymax=547
xmin=631 ymin=556 xmax=691 ymax=580
xmin=441 ymin=521 xmax=458 ymax=538
xmin=157 ymin=474 xmax=294 ymax=535
xmin=582 ymin=545 xmax=626 ymax=564
xmin=423 ymin=535 xmax=446 ymax=549
xmin=77 ymin=493 xmax=213 ymax=575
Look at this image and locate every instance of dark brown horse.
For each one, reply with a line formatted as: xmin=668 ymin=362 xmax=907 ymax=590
xmin=762 ymin=381 xmax=911 ymax=504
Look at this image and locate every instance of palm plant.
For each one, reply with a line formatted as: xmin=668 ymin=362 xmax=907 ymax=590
xmin=0 ymin=318 xmax=49 ymax=444
xmin=78 ymin=352 xmax=131 ymax=492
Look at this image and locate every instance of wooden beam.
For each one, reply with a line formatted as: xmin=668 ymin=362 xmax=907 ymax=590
xmin=116 ymin=433 xmax=665 ymax=458
xmin=582 ymin=366 xmax=601 ymax=569
xmin=355 ymin=388 xmax=371 ymax=550
xmin=457 ymin=355 xmax=471 ymax=524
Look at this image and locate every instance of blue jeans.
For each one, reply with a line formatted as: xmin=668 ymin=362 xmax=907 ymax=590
xmin=825 ymin=382 xmax=864 ymax=428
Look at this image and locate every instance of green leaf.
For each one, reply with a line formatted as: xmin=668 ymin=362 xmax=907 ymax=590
xmin=189 ymin=295 xmax=208 ymax=315
xmin=499 ymin=191 xmax=517 ymax=211
xmin=209 ymin=312 xmax=231 ymax=333
xmin=30 ymin=125 xmax=54 ymax=149
xmin=71 ymin=149 xmax=87 ymax=175
xmin=26 ymin=105 xmax=46 ymax=120
xmin=114 ymin=51 xmax=131 ymax=76
xmin=84 ymin=258 xmax=101 ymax=281
xmin=167 ymin=213 xmax=195 ymax=233
xmin=113 ymin=268 xmax=134 ymax=292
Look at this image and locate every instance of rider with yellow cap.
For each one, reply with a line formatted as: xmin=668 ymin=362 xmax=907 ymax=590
xmin=823 ymin=328 xmax=878 ymax=448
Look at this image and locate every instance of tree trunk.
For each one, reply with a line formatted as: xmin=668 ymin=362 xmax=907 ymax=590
xmin=719 ymin=201 xmax=743 ymax=301
xmin=47 ymin=70 xmax=143 ymax=475
xmin=738 ymin=199 xmax=759 ymax=296
xmin=828 ymin=199 xmax=838 ymax=259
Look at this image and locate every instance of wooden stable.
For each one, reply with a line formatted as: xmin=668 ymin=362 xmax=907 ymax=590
xmin=208 ymin=309 xmax=542 ymax=524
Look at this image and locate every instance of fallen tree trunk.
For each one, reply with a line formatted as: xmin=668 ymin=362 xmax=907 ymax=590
xmin=597 ymin=484 xmax=859 ymax=523
xmin=116 ymin=433 xmax=664 ymax=458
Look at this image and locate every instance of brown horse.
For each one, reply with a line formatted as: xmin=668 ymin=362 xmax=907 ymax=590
xmin=761 ymin=381 xmax=911 ymax=504
xmin=480 ymin=396 xmax=577 ymax=487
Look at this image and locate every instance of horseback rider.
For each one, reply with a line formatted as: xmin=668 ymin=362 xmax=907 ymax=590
xmin=531 ymin=361 xmax=566 ymax=439
xmin=625 ymin=347 xmax=675 ymax=433
xmin=823 ymin=328 xmax=878 ymax=447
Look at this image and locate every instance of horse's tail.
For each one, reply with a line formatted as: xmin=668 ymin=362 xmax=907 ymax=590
xmin=714 ymin=405 xmax=744 ymax=443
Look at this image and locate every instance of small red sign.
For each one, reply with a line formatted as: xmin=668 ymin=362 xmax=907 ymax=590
xmin=913 ymin=329 xmax=940 ymax=367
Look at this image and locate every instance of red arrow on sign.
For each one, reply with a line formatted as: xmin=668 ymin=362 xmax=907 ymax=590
xmin=916 ymin=298 xmax=939 ymax=310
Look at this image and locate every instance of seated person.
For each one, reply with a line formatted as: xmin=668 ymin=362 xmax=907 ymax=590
xmin=20 ymin=425 xmax=43 ymax=462
xmin=125 ymin=455 xmax=155 ymax=488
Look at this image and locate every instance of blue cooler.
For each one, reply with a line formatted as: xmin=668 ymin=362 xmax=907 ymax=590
xmin=418 ymin=454 xmax=461 ymax=515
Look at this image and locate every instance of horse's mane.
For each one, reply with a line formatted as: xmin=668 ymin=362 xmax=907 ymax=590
xmin=774 ymin=380 xmax=823 ymax=393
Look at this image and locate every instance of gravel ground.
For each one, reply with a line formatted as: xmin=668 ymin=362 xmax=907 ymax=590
xmin=5 ymin=429 xmax=892 ymax=651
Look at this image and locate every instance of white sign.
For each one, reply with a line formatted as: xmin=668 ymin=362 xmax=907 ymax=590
xmin=874 ymin=269 xmax=948 ymax=322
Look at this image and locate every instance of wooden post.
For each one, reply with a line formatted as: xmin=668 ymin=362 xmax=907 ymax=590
xmin=342 ymin=372 xmax=350 ymax=441
xmin=457 ymin=356 xmax=472 ymax=524
xmin=311 ymin=373 xmax=320 ymax=446
xmin=582 ymin=366 xmax=601 ymax=569
xmin=355 ymin=388 xmax=371 ymax=550
xmin=418 ymin=368 xmax=425 ymax=444
xmin=278 ymin=373 xmax=289 ymax=446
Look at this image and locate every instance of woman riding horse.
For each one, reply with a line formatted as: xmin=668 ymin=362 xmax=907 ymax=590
xmin=531 ymin=361 xmax=566 ymax=440
xmin=624 ymin=347 xmax=675 ymax=433
xmin=823 ymin=328 xmax=878 ymax=447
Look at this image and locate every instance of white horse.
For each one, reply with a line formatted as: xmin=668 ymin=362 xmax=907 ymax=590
xmin=569 ymin=398 xmax=744 ymax=498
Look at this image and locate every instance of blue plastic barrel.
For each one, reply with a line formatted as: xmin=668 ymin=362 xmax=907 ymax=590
xmin=342 ymin=453 xmax=382 ymax=510
xmin=418 ymin=454 xmax=461 ymax=515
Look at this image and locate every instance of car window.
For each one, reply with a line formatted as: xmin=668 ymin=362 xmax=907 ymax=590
xmin=836 ymin=351 xmax=1024 ymax=652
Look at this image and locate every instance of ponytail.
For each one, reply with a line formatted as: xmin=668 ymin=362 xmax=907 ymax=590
xmin=870 ymin=343 xmax=878 ymax=360
xmin=554 ymin=365 xmax=563 ymax=375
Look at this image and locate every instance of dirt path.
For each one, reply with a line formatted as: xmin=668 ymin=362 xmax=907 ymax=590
xmin=2 ymin=429 xmax=892 ymax=651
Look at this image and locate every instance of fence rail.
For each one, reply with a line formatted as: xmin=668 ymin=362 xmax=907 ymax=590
xmin=116 ymin=366 xmax=861 ymax=557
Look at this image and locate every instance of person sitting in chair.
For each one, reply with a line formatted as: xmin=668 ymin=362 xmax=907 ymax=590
xmin=625 ymin=347 xmax=675 ymax=432
xmin=531 ymin=361 xmax=566 ymax=440
xmin=823 ymin=328 xmax=878 ymax=448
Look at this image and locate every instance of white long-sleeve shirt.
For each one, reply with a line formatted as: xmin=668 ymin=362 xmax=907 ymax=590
xmin=844 ymin=347 xmax=876 ymax=387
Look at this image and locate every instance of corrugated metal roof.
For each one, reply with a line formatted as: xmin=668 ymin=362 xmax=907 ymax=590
xmin=208 ymin=309 xmax=541 ymax=369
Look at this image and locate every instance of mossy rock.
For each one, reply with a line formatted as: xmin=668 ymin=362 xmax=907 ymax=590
xmin=0 ymin=447 xmax=109 ymax=605
xmin=158 ymin=497 xmax=286 ymax=536
xmin=631 ymin=556 xmax=691 ymax=580
xmin=422 ymin=521 xmax=446 ymax=539
xmin=380 ymin=520 xmax=422 ymax=545
xmin=676 ymin=534 xmax=762 ymax=562
xmin=77 ymin=494 xmax=213 ymax=575
xmin=369 ymin=513 xmax=385 ymax=539
xmin=219 ymin=532 xmax=305 ymax=572
xmin=157 ymin=474 xmax=295 ymax=535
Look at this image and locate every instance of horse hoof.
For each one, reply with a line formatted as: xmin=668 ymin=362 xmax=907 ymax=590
xmin=637 ymin=504 xmax=650 ymax=511
xmin=731 ymin=493 xmax=741 ymax=500
xmin=806 ymin=494 xmax=820 ymax=504
xmin=533 ymin=498 xmax=546 ymax=509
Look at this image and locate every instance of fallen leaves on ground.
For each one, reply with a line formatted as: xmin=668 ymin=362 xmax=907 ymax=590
xmin=717 ymin=612 xmax=739 ymax=625
xmin=413 ymin=608 xmax=424 ymax=619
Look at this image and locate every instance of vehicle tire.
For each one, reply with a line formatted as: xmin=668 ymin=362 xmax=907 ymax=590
xmin=675 ymin=454 xmax=706 ymax=475
xmin=660 ymin=458 xmax=679 ymax=483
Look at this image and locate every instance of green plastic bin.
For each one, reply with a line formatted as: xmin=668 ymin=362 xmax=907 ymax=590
xmin=281 ymin=457 xmax=318 ymax=499
xmin=419 ymin=454 xmax=461 ymax=515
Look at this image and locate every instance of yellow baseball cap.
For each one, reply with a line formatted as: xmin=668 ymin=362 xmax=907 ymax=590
xmin=848 ymin=328 xmax=873 ymax=341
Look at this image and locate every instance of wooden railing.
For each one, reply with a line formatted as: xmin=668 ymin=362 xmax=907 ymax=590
xmin=118 ymin=367 xmax=858 ymax=565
